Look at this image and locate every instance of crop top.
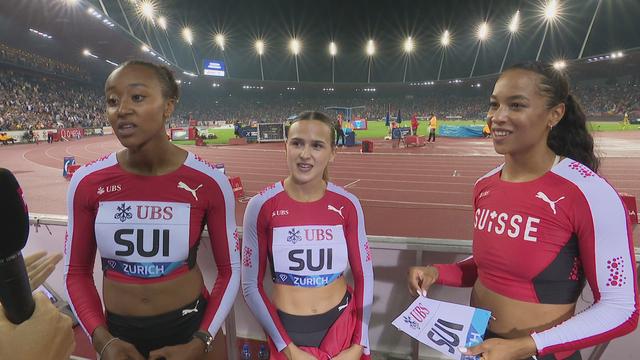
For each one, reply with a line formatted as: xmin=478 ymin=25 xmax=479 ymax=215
xmin=241 ymin=181 xmax=374 ymax=352
xmin=63 ymin=152 xmax=240 ymax=338
xmin=433 ymin=158 xmax=638 ymax=356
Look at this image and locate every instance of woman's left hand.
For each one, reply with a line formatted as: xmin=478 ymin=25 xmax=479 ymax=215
xmin=148 ymin=339 xmax=207 ymax=360
xmin=460 ymin=336 xmax=537 ymax=360
xmin=332 ymin=344 xmax=363 ymax=360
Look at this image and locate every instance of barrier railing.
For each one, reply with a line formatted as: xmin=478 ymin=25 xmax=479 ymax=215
xmin=28 ymin=213 xmax=638 ymax=360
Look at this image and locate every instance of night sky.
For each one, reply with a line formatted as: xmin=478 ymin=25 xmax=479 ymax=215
xmin=2 ymin=0 xmax=639 ymax=83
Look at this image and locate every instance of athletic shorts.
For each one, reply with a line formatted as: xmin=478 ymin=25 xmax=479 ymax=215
xmin=106 ymin=294 xmax=207 ymax=357
xmin=268 ymin=288 xmax=370 ymax=360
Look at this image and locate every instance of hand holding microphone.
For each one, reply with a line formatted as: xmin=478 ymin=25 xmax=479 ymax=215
xmin=0 ymin=168 xmax=75 ymax=359
xmin=0 ymin=168 xmax=34 ymax=323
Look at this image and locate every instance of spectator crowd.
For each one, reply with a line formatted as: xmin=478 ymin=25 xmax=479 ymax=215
xmin=0 ymin=44 xmax=638 ymax=131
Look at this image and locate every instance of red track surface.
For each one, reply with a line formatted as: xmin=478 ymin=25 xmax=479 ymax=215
xmin=1 ymin=133 xmax=639 ymax=244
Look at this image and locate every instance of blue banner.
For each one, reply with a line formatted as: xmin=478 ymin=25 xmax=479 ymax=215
xmin=438 ymin=125 xmax=484 ymax=138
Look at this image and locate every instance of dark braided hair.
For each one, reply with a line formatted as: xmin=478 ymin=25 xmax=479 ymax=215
xmin=503 ymin=61 xmax=599 ymax=172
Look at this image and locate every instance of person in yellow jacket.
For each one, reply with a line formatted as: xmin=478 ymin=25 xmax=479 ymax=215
xmin=622 ymin=112 xmax=630 ymax=129
xmin=427 ymin=113 xmax=437 ymax=142
xmin=483 ymin=123 xmax=491 ymax=138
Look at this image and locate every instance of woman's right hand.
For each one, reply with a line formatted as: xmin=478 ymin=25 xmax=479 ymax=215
xmin=283 ymin=343 xmax=318 ymax=360
xmin=407 ymin=266 xmax=439 ymax=297
xmin=100 ymin=339 xmax=146 ymax=360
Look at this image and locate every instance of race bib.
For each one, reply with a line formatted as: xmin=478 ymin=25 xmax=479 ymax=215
xmin=392 ymin=297 xmax=491 ymax=360
xmin=95 ymin=201 xmax=191 ymax=278
xmin=272 ymin=225 xmax=348 ymax=287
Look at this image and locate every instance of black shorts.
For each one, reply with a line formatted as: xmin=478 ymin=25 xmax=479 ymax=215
xmin=106 ymin=295 xmax=207 ymax=357
xmin=484 ymin=329 xmax=582 ymax=360
xmin=277 ymin=291 xmax=351 ymax=347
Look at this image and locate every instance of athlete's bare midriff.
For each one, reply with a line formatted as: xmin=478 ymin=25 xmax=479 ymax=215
xmin=103 ymin=265 xmax=204 ymax=316
xmin=272 ymin=276 xmax=348 ymax=315
xmin=471 ymin=279 xmax=576 ymax=338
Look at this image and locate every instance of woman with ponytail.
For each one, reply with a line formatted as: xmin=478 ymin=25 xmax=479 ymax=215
xmin=408 ymin=62 xmax=637 ymax=360
xmin=242 ymin=111 xmax=374 ymax=360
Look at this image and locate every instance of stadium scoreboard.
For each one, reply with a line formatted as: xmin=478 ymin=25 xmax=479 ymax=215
xmin=257 ymin=123 xmax=286 ymax=142
xmin=203 ymin=60 xmax=226 ymax=77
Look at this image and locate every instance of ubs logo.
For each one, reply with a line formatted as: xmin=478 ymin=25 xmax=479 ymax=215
xmin=114 ymin=203 xmax=133 ymax=223
xmin=287 ymin=228 xmax=302 ymax=244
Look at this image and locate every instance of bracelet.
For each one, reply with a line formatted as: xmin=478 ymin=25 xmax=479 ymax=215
xmin=99 ymin=337 xmax=120 ymax=358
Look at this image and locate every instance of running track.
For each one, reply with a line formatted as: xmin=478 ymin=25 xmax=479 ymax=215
xmin=1 ymin=132 xmax=639 ymax=244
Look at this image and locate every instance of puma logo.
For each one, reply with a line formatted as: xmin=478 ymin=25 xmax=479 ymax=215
xmin=328 ymin=205 xmax=344 ymax=219
xmin=181 ymin=300 xmax=200 ymax=316
xmin=178 ymin=181 xmax=203 ymax=201
xmin=337 ymin=297 xmax=349 ymax=312
xmin=535 ymin=191 xmax=565 ymax=215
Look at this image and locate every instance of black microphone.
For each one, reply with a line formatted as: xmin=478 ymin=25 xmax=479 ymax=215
xmin=0 ymin=168 xmax=34 ymax=324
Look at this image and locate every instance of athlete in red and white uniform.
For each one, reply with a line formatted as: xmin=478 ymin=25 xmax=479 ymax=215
xmin=65 ymin=151 xmax=239 ymax=338
xmin=242 ymin=111 xmax=374 ymax=360
xmin=434 ymin=158 xmax=638 ymax=356
xmin=64 ymin=60 xmax=239 ymax=359
xmin=242 ymin=181 xmax=373 ymax=351
xmin=409 ymin=62 xmax=638 ymax=360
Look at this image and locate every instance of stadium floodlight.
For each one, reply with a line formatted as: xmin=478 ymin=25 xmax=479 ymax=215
xmin=441 ymin=30 xmax=450 ymax=47
xmin=544 ymin=0 xmax=559 ymax=21
xmin=329 ymin=41 xmax=337 ymax=83
xmin=158 ymin=16 xmax=167 ymax=30
xmin=470 ymin=22 xmax=489 ymax=78
xmin=65 ymin=0 xmax=79 ymax=5
xmin=157 ymin=16 xmax=179 ymax=65
xmin=402 ymin=37 xmax=414 ymax=83
xmin=404 ymin=37 xmax=414 ymax=53
xmin=141 ymin=45 xmax=150 ymax=52
xmin=537 ymin=0 xmax=562 ymax=60
xmin=290 ymin=38 xmax=301 ymax=82
xmin=366 ymin=40 xmax=375 ymax=83
xmin=214 ymin=33 xmax=225 ymax=51
xmin=139 ymin=1 xmax=156 ymax=21
xmin=501 ymin=10 xmax=520 ymax=72
xmin=477 ymin=22 xmax=490 ymax=41
xmin=617 ymin=51 xmax=623 ymax=57
xmin=553 ymin=60 xmax=566 ymax=70
xmin=366 ymin=39 xmax=375 ymax=56
xmin=509 ymin=10 xmax=520 ymax=33
xmin=182 ymin=27 xmax=200 ymax=75
xmin=256 ymin=40 xmax=265 ymax=55
xmin=290 ymin=38 xmax=301 ymax=55
xmin=256 ymin=40 xmax=265 ymax=81
xmin=438 ymin=30 xmax=450 ymax=80
xmin=182 ymin=27 xmax=193 ymax=45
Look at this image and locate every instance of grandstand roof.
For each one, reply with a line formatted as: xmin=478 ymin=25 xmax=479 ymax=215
xmin=1 ymin=0 xmax=639 ymax=85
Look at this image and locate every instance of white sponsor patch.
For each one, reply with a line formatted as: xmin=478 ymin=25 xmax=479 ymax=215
xmin=272 ymin=225 xmax=348 ymax=277
xmin=95 ymin=201 xmax=191 ymax=263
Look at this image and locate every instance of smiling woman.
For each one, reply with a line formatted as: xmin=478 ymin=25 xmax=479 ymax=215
xmin=64 ymin=60 xmax=240 ymax=360
xmin=242 ymin=111 xmax=374 ymax=360
xmin=408 ymin=61 xmax=638 ymax=360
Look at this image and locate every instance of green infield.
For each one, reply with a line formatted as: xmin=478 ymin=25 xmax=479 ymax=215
xmin=172 ymin=119 xmax=637 ymax=145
